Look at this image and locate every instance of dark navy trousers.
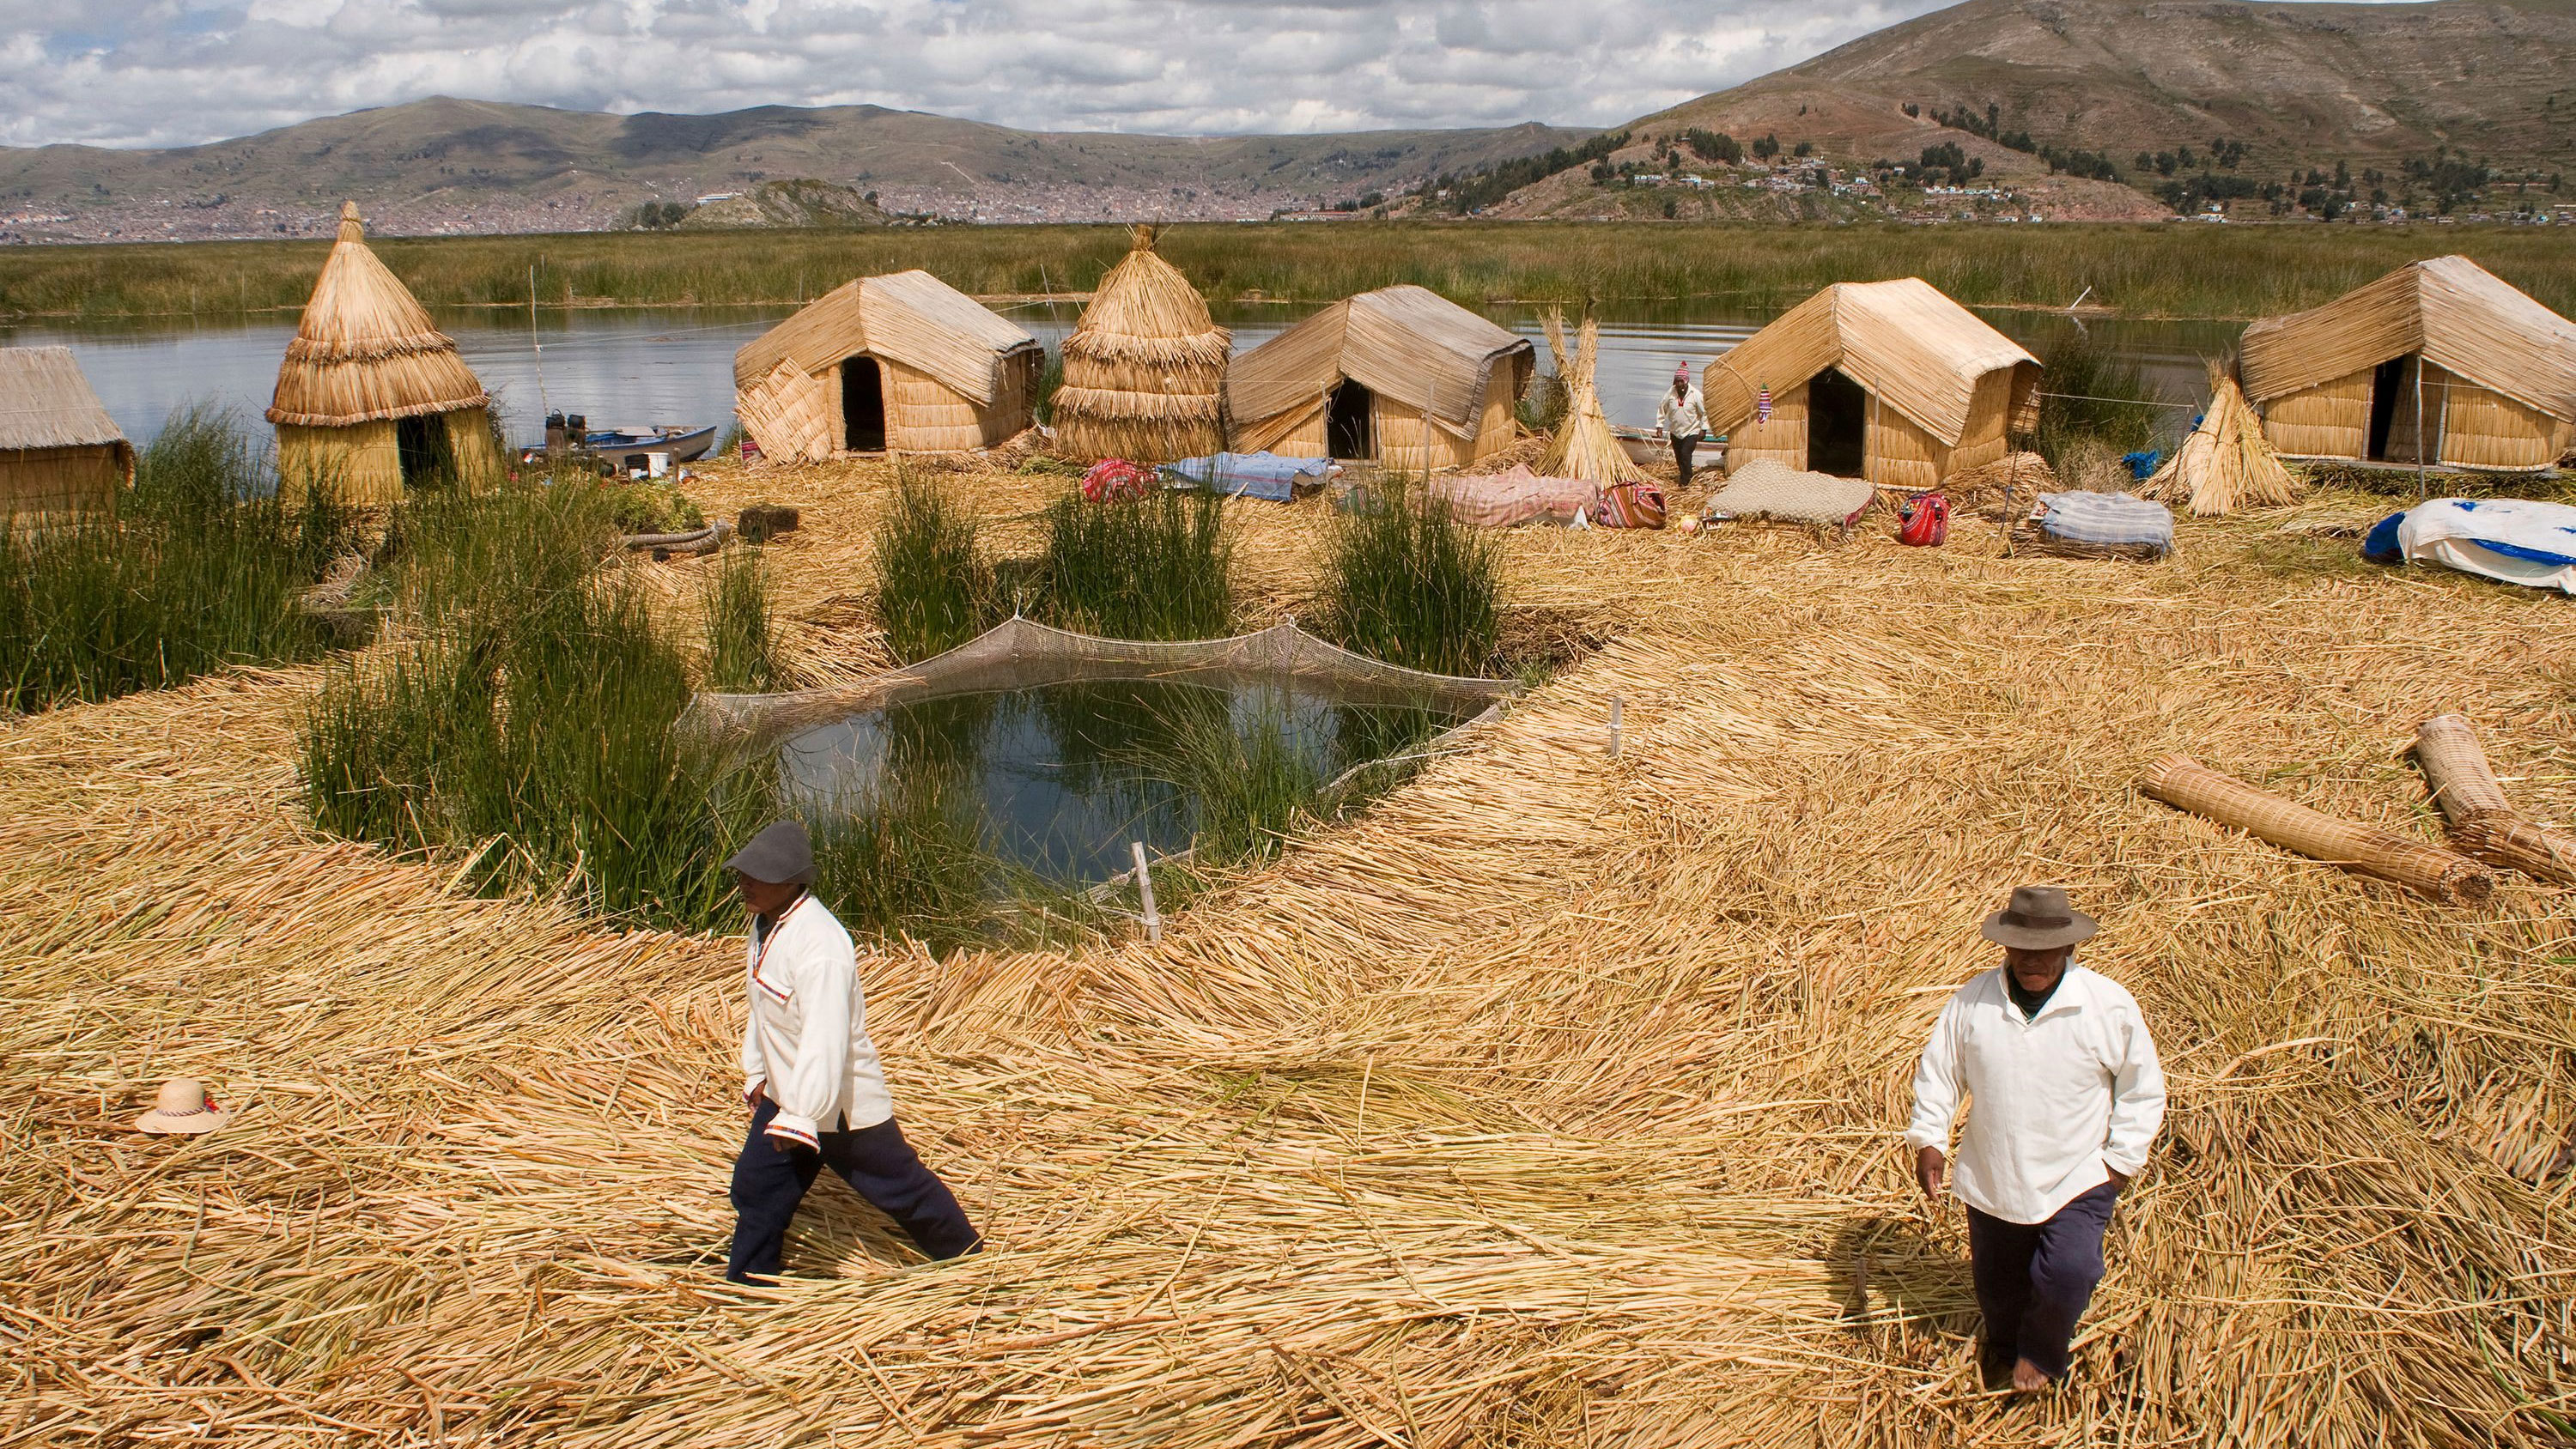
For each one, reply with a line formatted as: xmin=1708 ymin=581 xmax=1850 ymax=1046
xmin=1965 ymin=1179 xmax=2121 ymax=1380
xmin=726 ymin=1099 xmax=980 ymax=1282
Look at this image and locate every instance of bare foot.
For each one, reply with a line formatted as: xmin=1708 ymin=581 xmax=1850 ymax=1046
xmin=2011 ymin=1358 xmax=2053 ymax=1393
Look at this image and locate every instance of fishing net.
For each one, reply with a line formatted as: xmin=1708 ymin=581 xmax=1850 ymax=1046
xmin=680 ymin=617 xmax=1521 ymax=759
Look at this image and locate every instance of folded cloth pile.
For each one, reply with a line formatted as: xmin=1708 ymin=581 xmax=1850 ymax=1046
xmin=2364 ymin=497 xmax=2576 ymax=594
xmin=1703 ymin=459 xmax=1875 ymax=526
xmin=2014 ymin=490 xmax=2174 ymax=561
xmin=1080 ymin=458 xmax=1157 ymax=502
xmin=1161 ymin=451 xmax=1335 ymax=502
xmin=1429 ymin=464 xmax=1602 ymax=528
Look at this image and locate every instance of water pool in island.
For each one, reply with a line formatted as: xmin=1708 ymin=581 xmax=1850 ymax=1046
xmin=774 ymin=676 xmax=1473 ymax=890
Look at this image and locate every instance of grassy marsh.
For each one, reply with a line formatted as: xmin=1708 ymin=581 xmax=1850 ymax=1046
xmin=7 ymin=221 xmax=2573 ymax=322
xmin=0 ymin=409 xmax=351 ymax=713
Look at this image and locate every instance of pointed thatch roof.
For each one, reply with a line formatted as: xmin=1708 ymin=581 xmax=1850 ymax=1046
xmin=2239 ymin=256 xmax=2576 ymax=422
xmin=1227 ymin=285 xmax=1533 ymax=441
xmin=0 ymin=347 xmax=130 ymax=453
xmin=1700 ymin=279 xmax=2038 ymax=445
xmin=1052 ymin=227 xmax=1230 ymax=463
xmin=267 ymin=202 xmax=489 ymax=429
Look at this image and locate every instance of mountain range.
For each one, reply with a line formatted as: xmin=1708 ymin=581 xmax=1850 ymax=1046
xmin=2 ymin=0 xmax=2568 ymax=242
xmin=0 ymin=99 xmax=1589 ymax=242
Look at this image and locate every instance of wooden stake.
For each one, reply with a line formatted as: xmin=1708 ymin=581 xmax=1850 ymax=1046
xmin=1132 ymin=840 xmax=1162 ymax=943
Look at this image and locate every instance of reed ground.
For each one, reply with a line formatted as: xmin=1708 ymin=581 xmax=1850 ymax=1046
xmin=5 ymin=221 xmax=2574 ymax=322
xmin=4 ymin=457 xmax=2573 ymax=1444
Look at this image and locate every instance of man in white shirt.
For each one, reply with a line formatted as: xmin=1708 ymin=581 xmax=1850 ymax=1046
xmin=723 ymin=821 xmax=981 ymax=1282
xmin=1905 ymin=886 xmax=2164 ymax=1392
xmin=1657 ymin=365 xmax=1710 ymax=488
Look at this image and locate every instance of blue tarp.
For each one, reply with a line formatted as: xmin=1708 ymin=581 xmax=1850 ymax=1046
xmin=1162 ymin=452 xmax=1334 ymax=502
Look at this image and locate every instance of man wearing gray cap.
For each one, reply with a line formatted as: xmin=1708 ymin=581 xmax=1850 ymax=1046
xmin=723 ymin=820 xmax=980 ymax=1282
xmin=1905 ymin=886 xmax=2164 ymax=1392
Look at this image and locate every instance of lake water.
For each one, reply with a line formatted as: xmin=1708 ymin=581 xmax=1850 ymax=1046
xmin=5 ymin=300 xmax=2238 ymax=452
xmin=779 ymin=677 xmax=1459 ymax=888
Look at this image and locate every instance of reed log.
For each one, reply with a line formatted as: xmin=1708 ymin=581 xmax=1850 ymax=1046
xmin=2141 ymin=753 xmax=2492 ymax=903
xmin=2411 ymin=713 xmax=2576 ymax=883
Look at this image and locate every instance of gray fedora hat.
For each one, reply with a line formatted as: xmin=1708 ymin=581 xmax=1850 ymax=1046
xmin=1980 ymin=885 xmax=2098 ymax=950
xmin=723 ymin=820 xmax=817 ymax=886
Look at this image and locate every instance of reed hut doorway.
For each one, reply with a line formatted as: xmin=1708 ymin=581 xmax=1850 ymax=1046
xmin=1808 ymin=367 xmax=1867 ymax=477
xmin=1328 ymin=381 xmax=1375 ymax=459
xmin=395 ymin=415 xmax=447 ymax=486
xmin=2366 ymin=355 xmax=2409 ymax=462
xmin=843 ymin=357 xmax=887 ymax=452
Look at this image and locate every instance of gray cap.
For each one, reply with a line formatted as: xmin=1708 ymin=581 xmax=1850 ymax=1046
xmin=723 ymin=820 xmax=817 ymax=886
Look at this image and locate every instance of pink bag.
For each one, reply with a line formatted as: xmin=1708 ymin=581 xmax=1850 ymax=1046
xmin=1596 ymin=481 xmax=1668 ymax=530
xmin=1080 ymin=458 xmax=1156 ymax=503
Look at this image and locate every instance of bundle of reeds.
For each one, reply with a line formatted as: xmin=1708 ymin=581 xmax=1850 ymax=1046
xmin=1051 ymin=227 xmax=1230 ymax=464
xmin=2141 ymin=753 xmax=2492 ymax=901
xmin=1537 ymin=309 xmax=1649 ymax=485
xmin=2411 ymin=713 xmax=2576 ymax=882
xmin=2141 ymin=361 xmax=2300 ymax=516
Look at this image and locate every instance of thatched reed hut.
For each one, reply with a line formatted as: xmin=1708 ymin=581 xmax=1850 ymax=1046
xmin=2239 ymin=256 xmax=2576 ymax=472
xmin=0 ymin=347 xmax=132 ymax=515
xmin=1228 ymin=286 xmax=1534 ymax=473
xmin=1052 ymin=227 xmax=1230 ymax=464
xmin=734 ymin=270 xmax=1042 ymax=462
xmin=267 ymin=202 xmax=501 ymax=504
xmin=1701 ymin=278 xmax=2039 ymax=490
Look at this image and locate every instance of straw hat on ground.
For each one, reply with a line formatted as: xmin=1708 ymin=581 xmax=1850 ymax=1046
xmin=1979 ymin=885 xmax=2099 ymax=950
xmin=136 ymin=1079 xmax=229 ymax=1134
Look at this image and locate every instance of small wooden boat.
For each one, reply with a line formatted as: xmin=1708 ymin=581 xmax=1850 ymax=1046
xmin=585 ymin=423 xmax=718 ymax=463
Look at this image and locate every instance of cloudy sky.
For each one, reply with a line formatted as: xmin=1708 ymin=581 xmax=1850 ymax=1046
xmin=3 ymin=0 xmax=1951 ymax=149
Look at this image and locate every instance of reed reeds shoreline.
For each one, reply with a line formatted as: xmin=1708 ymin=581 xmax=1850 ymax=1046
xmin=5 ymin=448 xmax=2574 ymax=1446
xmin=6 ymin=221 xmax=2574 ymax=322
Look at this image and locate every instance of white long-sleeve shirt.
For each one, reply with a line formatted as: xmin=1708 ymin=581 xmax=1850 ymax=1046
xmin=1904 ymin=964 xmax=2165 ymax=1224
xmin=1657 ymin=386 xmax=1709 ymax=439
xmin=740 ymin=894 xmax=893 ymax=1148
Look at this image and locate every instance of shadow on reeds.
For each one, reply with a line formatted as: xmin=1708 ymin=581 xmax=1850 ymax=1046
xmin=1824 ymin=1215 xmax=1976 ymax=1342
xmin=1 ymin=407 xmax=357 ymax=713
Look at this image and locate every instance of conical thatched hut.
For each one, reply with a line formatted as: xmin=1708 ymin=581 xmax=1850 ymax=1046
xmin=2239 ymin=256 xmax=2576 ymax=472
xmin=268 ymin=202 xmax=501 ymax=504
xmin=734 ymin=270 xmax=1042 ymax=463
xmin=1227 ymin=286 xmax=1534 ymax=473
xmin=1701 ymin=278 xmax=2039 ymax=490
xmin=0 ymin=346 xmax=132 ymax=514
xmin=1051 ymin=227 xmax=1230 ymax=464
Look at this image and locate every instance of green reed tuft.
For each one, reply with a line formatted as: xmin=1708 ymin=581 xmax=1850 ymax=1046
xmin=0 ymin=407 xmax=352 ymax=713
xmin=301 ymin=476 xmax=749 ymax=927
xmin=1036 ymin=484 xmax=1234 ymax=640
xmin=1315 ymin=476 xmax=1504 ymax=676
xmin=2032 ymin=332 xmax=2166 ymax=476
xmin=872 ymin=470 xmax=1001 ymax=662
xmin=702 ymin=543 xmax=787 ymax=692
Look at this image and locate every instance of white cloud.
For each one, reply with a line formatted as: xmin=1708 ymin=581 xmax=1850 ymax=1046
xmin=2 ymin=0 xmax=1963 ymax=149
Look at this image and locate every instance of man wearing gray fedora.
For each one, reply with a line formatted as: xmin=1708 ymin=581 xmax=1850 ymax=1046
xmin=1905 ymin=886 xmax=2165 ymax=1392
xmin=722 ymin=820 xmax=981 ymax=1282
